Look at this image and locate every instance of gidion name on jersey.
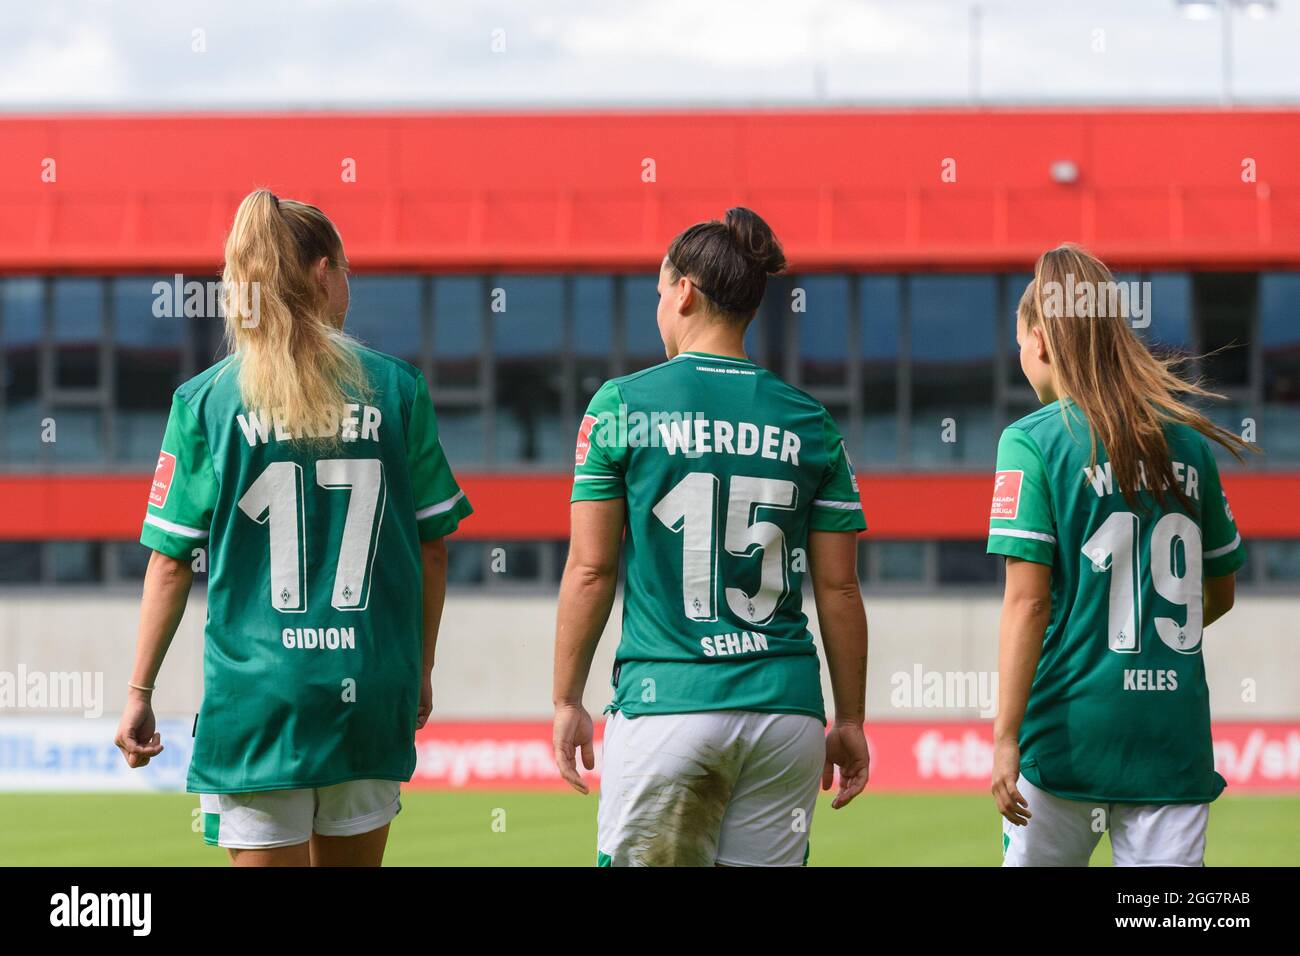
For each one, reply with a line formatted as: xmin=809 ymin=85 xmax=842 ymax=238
xmin=658 ymin=418 xmax=801 ymax=465
xmin=700 ymin=631 xmax=770 ymax=657
xmin=282 ymin=627 xmax=357 ymax=651
xmin=237 ymin=405 xmax=383 ymax=447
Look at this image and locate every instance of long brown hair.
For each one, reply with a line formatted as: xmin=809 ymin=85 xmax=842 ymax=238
xmin=1019 ymin=244 xmax=1254 ymax=513
xmin=221 ymin=188 xmax=367 ymax=445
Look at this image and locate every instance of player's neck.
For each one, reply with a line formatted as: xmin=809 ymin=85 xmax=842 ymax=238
xmin=673 ymin=328 xmax=749 ymax=361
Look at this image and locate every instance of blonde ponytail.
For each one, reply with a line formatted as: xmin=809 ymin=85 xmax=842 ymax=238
xmin=221 ymin=189 xmax=368 ymax=446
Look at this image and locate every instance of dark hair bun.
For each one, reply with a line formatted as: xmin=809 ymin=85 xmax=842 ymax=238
xmin=725 ymin=207 xmax=786 ymax=275
xmin=664 ymin=207 xmax=785 ymax=317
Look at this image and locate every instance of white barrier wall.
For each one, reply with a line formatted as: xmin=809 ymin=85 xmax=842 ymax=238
xmin=1 ymin=590 xmax=1297 ymax=720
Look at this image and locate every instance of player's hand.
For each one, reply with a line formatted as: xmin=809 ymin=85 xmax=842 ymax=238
xmin=114 ymin=690 xmax=163 ymax=769
xmin=415 ymin=670 xmax=434 ymax=730
xmin=991 ymin=736 xmax=1031 ymax=826
xmin=552 ymin=703 xmax=595 ymax=795
xmin=822 ymin=719 xmax=870 ymax=809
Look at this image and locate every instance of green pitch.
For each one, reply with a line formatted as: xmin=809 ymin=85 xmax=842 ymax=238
xmin=1 ymin=792 xmax=1296 ymax=866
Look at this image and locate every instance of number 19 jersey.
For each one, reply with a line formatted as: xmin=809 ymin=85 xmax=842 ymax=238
xmin=986 ymin=400 xmax=1246 ymax=804
xmin=141 ymin=345 xmax=472 ymax=793
xmin=572 ymin=351 xmax=868 ymax=723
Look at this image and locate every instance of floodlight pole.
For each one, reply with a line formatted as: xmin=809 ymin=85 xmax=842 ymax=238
xmin=1221 ymin=2 xmax=1234 ymax=106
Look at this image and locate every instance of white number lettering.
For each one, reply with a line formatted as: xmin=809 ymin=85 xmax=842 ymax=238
xmin=239 ymin=458 xmax=386 ymax=613
xmin=1081 ymin=510 xmax=1205 ymax=656
xmin=654 ymin=472 xmax=798 ymax=626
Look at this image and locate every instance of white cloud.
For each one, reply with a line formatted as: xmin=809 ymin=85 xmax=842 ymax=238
xmin=0 ymin=0 xmax=1295 ymax=108
xmin=0 ymin=21 xmax=126 ymax=102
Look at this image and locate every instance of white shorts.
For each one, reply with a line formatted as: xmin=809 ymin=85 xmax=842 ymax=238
xmin=1002 ymin=774 xmax=1208 ymax=867
xmin=597 ymin=709 xmax=825 ymax=867
xmin=199 ymin=780 xmax=402 ymax=850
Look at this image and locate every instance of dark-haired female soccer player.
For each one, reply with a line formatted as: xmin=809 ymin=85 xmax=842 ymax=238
xmin=552 ymin=207 xmax=872 ymax=866
xmin=989 ymin=244 xmax=1251 ymax=866
xmin=114 ymin=189 xmax=471 ymax=866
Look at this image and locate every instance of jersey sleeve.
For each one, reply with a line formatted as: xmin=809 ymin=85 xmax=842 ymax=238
xmin=408 ymin=377 xmax=473 ymax=540
xmin=571 ymin=380 xmax=628 ymax=502
xmin=1200 ymin=452 xmax=1247 ymax=578
xmin=140 ymin=393 xmax=218 ymax=561
xmin=810 ymin=410 xmax=867 ymax=532
xmin=986 ymin=426 xmax=1056 ymax=566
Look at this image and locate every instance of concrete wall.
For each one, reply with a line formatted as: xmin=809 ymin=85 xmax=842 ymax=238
xmin=1 ymin=589 xmax=1296 ymax=721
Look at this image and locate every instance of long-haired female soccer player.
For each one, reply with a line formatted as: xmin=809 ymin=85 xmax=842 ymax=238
xmin=989 ymin=244 xmax=1252 ymax=866
xmin=552 ymin=207 xmax=871 ymax=867
xmin=113 ymin=189 xmax=472 ymax=866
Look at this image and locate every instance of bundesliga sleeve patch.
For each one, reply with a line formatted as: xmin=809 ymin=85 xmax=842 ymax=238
xmin=150 ymin=451 xmax=177 ymax=508
xmin=574 ymin=414 xmax=598 ymax=466
xmin=990 ymin=469 xmax=1023 ymax=520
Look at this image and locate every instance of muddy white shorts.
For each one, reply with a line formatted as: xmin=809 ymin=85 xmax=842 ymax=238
xmin=199 ymin=779 xmax=402 ymax=850
xmin=597 ymin=709 xmax=825 ymax=867
xmin=1002 ymin=774 xmax=1208 ymax=867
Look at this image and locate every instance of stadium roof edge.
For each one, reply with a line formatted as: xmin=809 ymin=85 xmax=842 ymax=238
xmin=2 ymin=109 xmax=1297 ymax=272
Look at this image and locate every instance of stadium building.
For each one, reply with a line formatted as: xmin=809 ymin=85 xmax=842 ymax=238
xmin=2 ymin=109 xmax=1298 ymax=791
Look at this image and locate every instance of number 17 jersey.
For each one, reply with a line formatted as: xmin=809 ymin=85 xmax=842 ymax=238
xmin=572 ymin=351 xmax=867 ymax=722
xmin=140 ymin=345 xmax=472 ymax=794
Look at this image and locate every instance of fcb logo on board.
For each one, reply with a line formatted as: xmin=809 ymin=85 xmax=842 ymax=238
xmin=574 ymin=414 xmax=598 ymax=466
xmin=150 ymin=451 xmax=177 ymax=508
xmin=990 ymin=470 xmax=1023 ymax=520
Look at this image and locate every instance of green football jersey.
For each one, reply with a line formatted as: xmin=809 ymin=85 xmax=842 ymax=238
xmin=141 ymin=345 xmax=472 ymax=794
xmin=572 ymin=351 xmax=867 ymax=722
xmin=986 ymin=400 xmax=1246 ymax=804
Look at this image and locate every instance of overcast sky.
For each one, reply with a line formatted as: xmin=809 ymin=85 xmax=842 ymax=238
xmin=2 ymin=0 xmax=1298 ymax=109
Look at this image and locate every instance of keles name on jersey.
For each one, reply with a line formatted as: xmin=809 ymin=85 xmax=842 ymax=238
xmin=1125 ymin=669 xmax=1179 ymax=691
xmin=236 ymin=404 xmax=384 ymax=447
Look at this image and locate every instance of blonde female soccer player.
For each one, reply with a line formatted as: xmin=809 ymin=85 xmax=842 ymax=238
xmin=553 ymin=207 xmax=871 ymax=867
xmin=114 ymin=189 xmax=471 ymax=866
xmin=989 ymin=244 xmax=1252 ymax=866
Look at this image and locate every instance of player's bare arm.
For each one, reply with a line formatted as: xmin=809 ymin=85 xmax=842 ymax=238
xmin=1204 ymin=573 xmax=1236 ymax=629
xmin=808 ymin=529 xmax=870 ymax=809
xmin=991 ymin=557 xmax=1051 ymax=826
xmin=418 ymin=537 xmax=449 ymax=729
xmin=114 ymin=550 xmax=194 ymax=769
xmin=552 ymin=497 xmax=625 ymax=794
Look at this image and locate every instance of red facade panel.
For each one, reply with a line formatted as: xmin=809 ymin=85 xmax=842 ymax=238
xmin=5 ymin=474 xmax=1297 ymax=543
xmin=1 ymin=108 xmax=1296 ymax=273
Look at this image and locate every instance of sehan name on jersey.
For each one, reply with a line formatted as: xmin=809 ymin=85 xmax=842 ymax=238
xmin=700 ymin=630 xmax=771 ymax=657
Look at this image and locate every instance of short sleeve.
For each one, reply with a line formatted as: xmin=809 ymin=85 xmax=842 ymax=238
xmin=408 ymin=378 xmax=473 ymax=540
xmin=810 ymin=410 xmax=867 ymax=532
xmin=140 ymin=393 xmax=218 ymax=560
xmin=986 ymin=426 xmax=1056 ymax=566
xmin=571 ymin=380 xmax=628 ymax=502
xmin=1200 ymin=452 xmax=1247 ymax=578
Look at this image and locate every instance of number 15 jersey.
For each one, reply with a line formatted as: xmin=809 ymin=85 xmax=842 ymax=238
xmin=572 ymin=351 xmax=867 ymax=723
xmin=141 ymin=345 xmax=472 ymax=794
xmin=987 ymin=400 xmax=1246 ymax=804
